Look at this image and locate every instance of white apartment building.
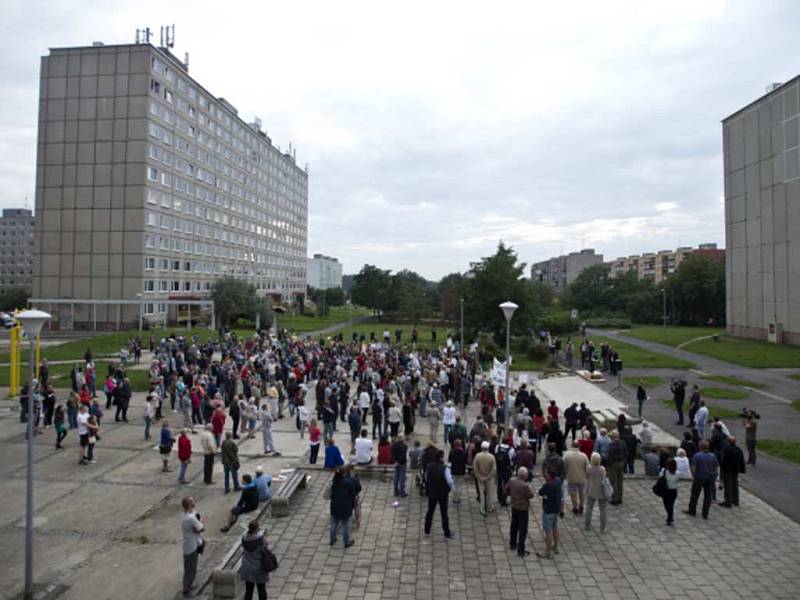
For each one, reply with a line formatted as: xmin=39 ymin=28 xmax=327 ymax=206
xmin=307 ymin=254 xmax=343 ymax=290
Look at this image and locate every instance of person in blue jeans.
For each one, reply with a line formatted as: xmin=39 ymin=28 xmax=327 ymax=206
xmin=683 ymin=440 xmax=719 ymax=519
xmin=391 ymin=436 xmax=409 ymax=497
xmin=329 ymin=466 xmax=361 ymax=548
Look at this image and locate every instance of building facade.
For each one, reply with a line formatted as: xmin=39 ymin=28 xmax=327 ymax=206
xmin=32 ymin=41 xmax=308 ymax=329
xmin=306 ymin=254 xmax=342 ymax=290
xmin=0 ymin=208 xmax=35 ymax=294
xmin=723 ymin=78 xmax=800 ymax=344
xmin=531 ymin=249 xmax=603 ymax=291
xmin=606 ymin=243 xmax=724 ymax=284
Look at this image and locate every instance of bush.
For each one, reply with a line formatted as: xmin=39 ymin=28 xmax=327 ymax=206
xmin=584 ymin=317 xmax=631 ymax=329
xmin=527 ymin=343 xmax=549 ymax=361
xmin=512 ymin=335 xmax=530 ymax=353
xmin=477 ymin=332 xmax=500 ymax=356
xmin=536 ymin=310 xmax=579 ymax=335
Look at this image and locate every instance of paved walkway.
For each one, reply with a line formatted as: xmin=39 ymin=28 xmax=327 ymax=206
xmin=588 ymin=328 xmax=800 ymax=522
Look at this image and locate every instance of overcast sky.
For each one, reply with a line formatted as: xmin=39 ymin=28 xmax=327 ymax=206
xmin=1 ymin=1 xmax=797 ymax=279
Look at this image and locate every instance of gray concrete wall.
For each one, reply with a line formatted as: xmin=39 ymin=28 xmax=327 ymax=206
xmin=723 ymin=79 xmax=800 ymax=344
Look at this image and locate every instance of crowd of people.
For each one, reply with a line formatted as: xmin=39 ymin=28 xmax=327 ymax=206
xmin=16 ymin=327 xmax=758 ymax=598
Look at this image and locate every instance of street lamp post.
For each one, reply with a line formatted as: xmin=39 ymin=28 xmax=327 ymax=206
xmin=499 ymin=301 xmax=518 ymax=432
xmin=459 ymin=298 xmax=464 ymax=352
xmin=16 ymin=309 xmax=51 ymax=600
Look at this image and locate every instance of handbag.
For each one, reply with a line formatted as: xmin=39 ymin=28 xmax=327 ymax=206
xmin=653 ymin=474 xmax=667 ymax=497
xmin=602 ymin=477 xmax=613 ymax=500
xmin=260 ymin=545 xmax=278 ymax=573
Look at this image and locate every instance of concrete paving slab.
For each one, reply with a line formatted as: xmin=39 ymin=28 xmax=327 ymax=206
xmin=0 ymin=478 xmax=80 ymax=528
xmin=0 ymin=434 xmax=58 ymax=476
xmin=8 ymin=446 xmax=138 ymax=482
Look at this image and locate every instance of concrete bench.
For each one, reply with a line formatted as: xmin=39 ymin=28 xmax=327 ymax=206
xmin=270 ymin=469 xmax=308 ymax=517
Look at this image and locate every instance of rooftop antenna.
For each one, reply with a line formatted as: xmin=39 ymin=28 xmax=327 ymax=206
xmin=160 ymin=26 xmax=164 ymax=47
xmin=167 ymin=24 xmax=175 ymax=48
xmin=184 ymin=52 xmax=190 ymax=71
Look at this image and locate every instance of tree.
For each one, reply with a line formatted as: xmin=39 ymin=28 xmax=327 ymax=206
xmin=253 ymin=298 xmax=275 ymax=330
xmin=350 ymin=265 xmax=393 ymax=315
xmin=560 ymin=264 xmax=612 ymax=313
xmin=666 ymin=254 xmax=725 ymax=325
xmin=210 ymin=277 xmax=257 ymax=328
xmin=0 ymin=287 xmax=30 ymax=312
xmin=438 ymin=273 xmax=465 ymax=322
xmin=463 ymin=242 xmax=535 ymax=338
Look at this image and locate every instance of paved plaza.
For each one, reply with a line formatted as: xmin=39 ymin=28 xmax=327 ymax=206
xmin=1 ymin=383 xmax=800 ymax=600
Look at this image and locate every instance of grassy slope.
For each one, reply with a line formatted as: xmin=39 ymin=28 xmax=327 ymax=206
xmin=589 ymin=335 xmax=695 ymax=369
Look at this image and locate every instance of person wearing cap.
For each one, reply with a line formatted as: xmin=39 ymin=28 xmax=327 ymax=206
xmin=473 ymin=441 xmax=497 ymax=516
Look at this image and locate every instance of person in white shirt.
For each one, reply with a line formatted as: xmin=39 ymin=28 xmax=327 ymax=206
xmin=354 ymin=429 xmax=374 ymax=465
xmin=674 ymin=448 xmax=692 ymax=479
xmin=181 ymin=496 xmax=204 ymax=597
xmin=358 ymin=389 xmax=371 ymax=423
xmin=694 ymin=402 xmax=710 ymax=438
xmin=442 ymin=401 xmax=457 ymax=445
xmin=144 ymin=395 xmax=155 ymax=441
xmin=77 ymin=405 xmax=91 ymax=465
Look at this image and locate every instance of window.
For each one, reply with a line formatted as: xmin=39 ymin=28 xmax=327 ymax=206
xmin=158 ymin=280 xmax=168 ymax=292
xmin=149 ymin=123 xmax=160 ymax=138
xmin=172 ymin=260 xmax=180 ymax=271
xmin=159 ymin=258 xmax=169 ymax=271
xmin=144 ymin=257 xmax=155 ymax=270
xmin=157 ymin=302 xmax=167 ymax=314
xmin=145 ymin=234 xmax=155 ymax=248
xmin=161 ymin=172 xmax=171 ymax=187
xmin=146 ymin=212 xmax=157 ymax=227
xmin=183 ymin=261 xmax=191 ymax=272
xmin=164 ymin=89 xmax=174 ymax=104
xmin=183 ymin=281 xmax=191 ymax=291
xmin=144 ymin=302 xmax=155 ymax=315
xmin=171 ymin=280 xmax=180 ymax=292
xmin=147 ymin=167 xmax=158 ymax=182
xmin=150 ymin=79 xmax=161 ymax=93
xmin=143 ymin=280 xmax=155 ymax=292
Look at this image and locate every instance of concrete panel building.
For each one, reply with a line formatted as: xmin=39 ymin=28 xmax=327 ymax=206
xmin=531 ymin=249 xmax=603 ymax=291
xmin=722 ymin=78 xmax=800 ymax=344
xmin=606 ymin=243 xmax=724 ymax=284
xmin=0 ymin=208 xmax=35 ymax=294
xmin=307 ymin=254 xmax=342 ymax=290
xmin=32 ymin=40 xmax=308 ymax=329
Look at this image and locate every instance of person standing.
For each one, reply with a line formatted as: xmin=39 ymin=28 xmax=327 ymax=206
xmin=260 ymin=403 xmax=277 ymax=455
xmin=424 ymin=449 xmax=454 ymax=539
xmin=683 ymin=440 xmax=719 ymax=519
xmin=308 ymin=418 xmax=322 ymax=464
xmin=606 ymin=431 xmax=627 ymax=505
xmin=494 ymin=435 xmax=515 ymax=507
xmin=473 ymin=441 xmax=497 ymax=516
xmin=688 ymin=385 xmax=701 ymax=425
xmin=177 ymin=428 xmax=192 ymax=484
xmin=636 ymin=381 xmax=648 ymax=417
xmin=694 ymin=401 xmax=709 ymax=439
xmin=659 ymin=457 xmax=681 ymax=526
xmin=329 ymin=465 xmax=361 ymax=548
xmin=448 ymin=439 xmax=467 ymax=503
xmin=391 ymin=435 xmax=409 ymax=497
xmin=348 ymin=405 xmax=362 ymax=455
xmin=387 ymin=401 xmax=402 ymax=439
xmin=719 ymin=436 xmax=746 ymax=508
xmin=239 ymin=520 xmax=270 ymax=600
xmin=536 ymin=468 xmax=562 ymax=559
xmin=200 ymin=424 xmax=216 ymax=485
xmin=743 ymin=411 xmax=758 ymax=466
xmin=670 ymin=378 xmax=686 ymax=425
xmin=144 ymin=394 xmax=155 ymax=441
xmin=228 ymin=396 xmax=241 ymax=440
xmin=563 ymin=440 xmax=589 ymax=514
xmin=54 ymin=404 xmax=68 ymax=449
xmin=115 ymin=377 xmax=132 ymax=422
xmin=181 ymin=496 xmax=204 ymax=598
xmin=211 ymin=405 xmax=226 ymax=448
xmin=220 ymin=432 xmax=241 ymax=494
xmin=584 ymin=452 xmax=607 ymax=532
xmin=77 ymin=404 xmax=91 ymax=465
xmin=442 ymin=401 xmax=457 ymax=445
xmin=506 ymin=467 xmax=533 ymax=557
xmin=428 ymin=402 xmax=441 ymax=443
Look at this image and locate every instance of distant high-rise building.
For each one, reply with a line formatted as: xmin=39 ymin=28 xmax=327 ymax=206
xmin=606 ymin=243 xmax=724 ymax=283
xmin=307 ymin=254 xmax=343 ymax=290
xmin=531 ymin=249 xmax=603 ymax=291
xmin=723 ymin=78 xmax=800 ymax=344
xmin=0 ymin=208 xmax=35 ymax=294
xmin=31 ymin=40 xmax=308 ymax=329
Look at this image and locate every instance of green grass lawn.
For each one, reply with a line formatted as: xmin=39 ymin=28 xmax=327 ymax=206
xmin=759 ymin=439 xmax=800 ymax=465
xmin=276 ymin=305 xmax=372 ymax=333
xmin=623 ymin=325 xmax=800 ymax=369
xmin=624 ymin=375 xmax=665 ymax=388
xmin=659 ymin=399 xmax=739 ymax=419
xmin=700 ymin=374 xmax=769 ymax=389
xmin=788 ymin=373 xmax=800 ymax=381
xmin=701 ymin=386 xmax=749 ymax=400
xmin=624 ymin=326 xmax=724 ymax=347
xmin=589 ymin=336 xmax=695 ymax=369
xmin=792 ymin=400 xmax=800 ymax=413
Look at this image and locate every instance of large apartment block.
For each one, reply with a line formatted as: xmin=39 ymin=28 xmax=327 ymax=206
xmin=606 ymin=243 xmax=724 ymax=284
xmin=0 ymin=208 xmax=35 ymax=294
xmin=306 ymin=254 xmax=343 ymax=290
xmin=32 ymin=40 xmax=308 ymax=329
xmin=531 ymin=249 xmax=603 ymax=291
xmin=723 ymin=78 xmax=800 ymax=344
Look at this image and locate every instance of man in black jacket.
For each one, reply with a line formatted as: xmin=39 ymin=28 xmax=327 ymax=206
xmin=671 ymin=379 xmax=687 ymax=425
xmin=114 ymin=378 xmax=132 ymax=422
xmin=720 ymin=437 xmax=746 ymax=508
xmin=424 ymin=450 xmax=454 ymax=539
xmin=220 ymin=474 xmax=260 ymax=532
xmin=391 ymin=436 xmax=409 ymax=497
xmin=563 ymin=403 xmax=579 ymax=442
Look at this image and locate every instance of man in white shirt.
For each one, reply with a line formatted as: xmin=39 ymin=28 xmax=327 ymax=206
xmin=358 ymin=388 xmax=371 ymax=423
xmin=694 ymin=401 xmax=710 ymax=439
xmin=354 ymin=429 xmax=374 ymax=465
xmin=77 ymin=405 xmax=91 ymax=465
xmin=181 ymin=496 xmax=204 ymax=597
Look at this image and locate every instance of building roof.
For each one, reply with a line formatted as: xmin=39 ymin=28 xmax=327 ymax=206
xmin=721 ymin=74 xmax=800 ymax=123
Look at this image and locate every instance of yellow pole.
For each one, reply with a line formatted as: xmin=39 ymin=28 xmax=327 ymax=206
xmin=35 ymin=336 xmax=41 ymax=380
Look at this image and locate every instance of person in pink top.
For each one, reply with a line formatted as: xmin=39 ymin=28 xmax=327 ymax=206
xmin=211 ymin=406 xmax=226 ymax=448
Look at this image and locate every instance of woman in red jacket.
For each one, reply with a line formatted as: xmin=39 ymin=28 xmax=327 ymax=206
xmin=211 ymin=406 xmax=226 ymax=448
xmin=177 ymin=427 xmax=192 ymax=483
xmin=377 ymin=436 xmax=393 ymax=465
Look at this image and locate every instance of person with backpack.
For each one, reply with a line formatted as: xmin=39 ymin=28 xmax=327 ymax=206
xmin=239 ymin=519 xmax=271 ymax=600
xmin=494 ymin=433 xmax=515 ymax=507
